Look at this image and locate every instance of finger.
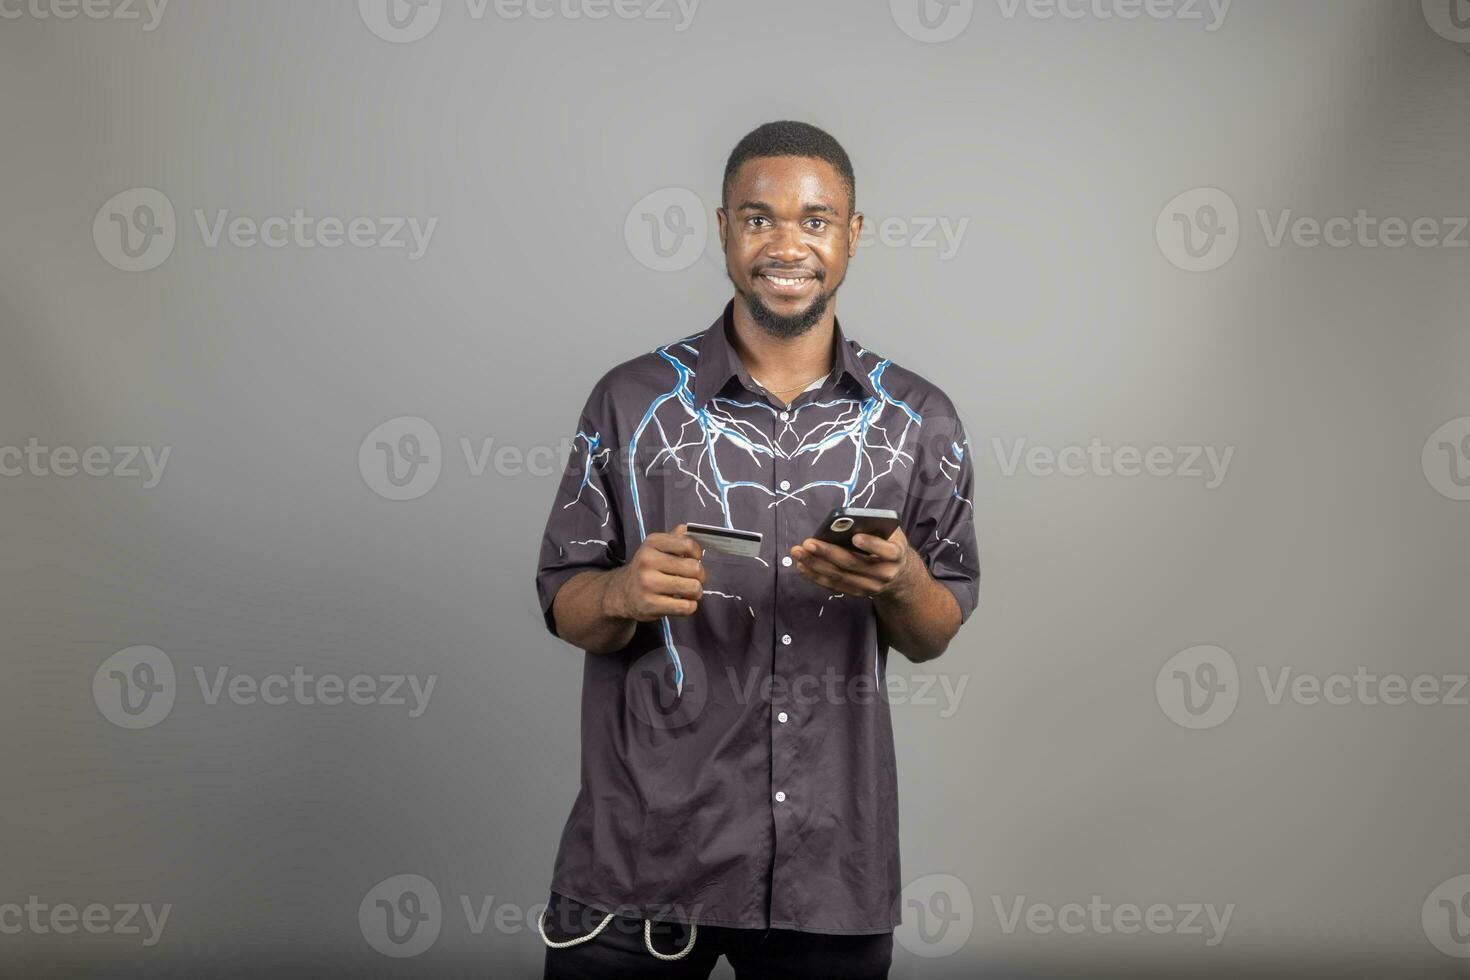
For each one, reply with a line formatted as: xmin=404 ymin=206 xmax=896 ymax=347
xmin=793 ymin=551 xmax=886 ymax=595
xmin=649 ymin=553 xmax=706 ymax=583
xmin=792 ymin=559 xmax=844 ymax=593
xmin=795 ymin=559 xmax=880 ymax=598
xmin=649 ymin=571 xmax=706 ymax=601
xmin=650 ymin=530 xmax=703 ymax=560
xmin=643 ymin=594 xmax=700 ymax=618
xmin=800 ymin=538 xmax=883 ymax=574
xmin=850 ymin=533 xmax=901 ymax=562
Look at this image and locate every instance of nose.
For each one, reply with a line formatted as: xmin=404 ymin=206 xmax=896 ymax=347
xmin=766 ymin=222 xmax=810 ymax=263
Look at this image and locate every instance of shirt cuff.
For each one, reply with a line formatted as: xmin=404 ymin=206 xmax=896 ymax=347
xmin=537 ymin=565 xmax=610 ymax=638
xmin=933 ymin=574 xmax=977 ymax=626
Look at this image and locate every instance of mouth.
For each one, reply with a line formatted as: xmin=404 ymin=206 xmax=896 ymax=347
xmin=756 ymin=270 xmax=818 ymax=298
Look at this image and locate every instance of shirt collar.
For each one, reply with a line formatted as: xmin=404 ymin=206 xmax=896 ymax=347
xmin=692 ymin=299 xmax=876 ymax=408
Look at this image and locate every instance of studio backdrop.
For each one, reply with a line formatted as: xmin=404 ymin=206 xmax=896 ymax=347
xmin=2 ymin=1 xmax=1469 ymax=976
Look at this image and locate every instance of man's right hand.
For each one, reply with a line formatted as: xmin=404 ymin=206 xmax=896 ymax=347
xmin=602 ymin=524 xmax=706 ymax=622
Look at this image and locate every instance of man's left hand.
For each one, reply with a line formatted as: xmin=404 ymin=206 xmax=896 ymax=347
xmin=789 ymin=527 xmax=922 ymax=601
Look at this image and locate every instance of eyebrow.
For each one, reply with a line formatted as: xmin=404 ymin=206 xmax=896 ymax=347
xmin=735 ymin=200 xmax=840 ymax=216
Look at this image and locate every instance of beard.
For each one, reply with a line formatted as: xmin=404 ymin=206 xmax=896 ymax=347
xmin=729 ymin=266 xmax=845 ymax=340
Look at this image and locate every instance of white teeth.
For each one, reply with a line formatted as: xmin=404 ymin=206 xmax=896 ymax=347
xmin=764 ymin=275 xmax=809 ymax=287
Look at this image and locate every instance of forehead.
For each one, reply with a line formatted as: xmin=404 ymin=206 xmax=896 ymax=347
xmin=728 ymin=155 xmax=849 ymax=211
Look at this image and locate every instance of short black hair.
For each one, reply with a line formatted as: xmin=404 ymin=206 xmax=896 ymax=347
xmin=721 ymin=120 xmax=856 ymax=215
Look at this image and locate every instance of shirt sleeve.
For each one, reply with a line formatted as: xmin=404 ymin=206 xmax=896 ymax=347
xmin=901 ymin=400 xmax=980 ymax=624
xmin=534 ymin=379 xmax=627 ymax=639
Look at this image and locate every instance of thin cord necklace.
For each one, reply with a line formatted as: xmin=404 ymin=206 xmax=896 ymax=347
xmin=756 ymin=371 xmax=827 ymax=395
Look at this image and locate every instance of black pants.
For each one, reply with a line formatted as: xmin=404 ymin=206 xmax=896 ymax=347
xmin=540 ymin=891 xmax=893 ymax=980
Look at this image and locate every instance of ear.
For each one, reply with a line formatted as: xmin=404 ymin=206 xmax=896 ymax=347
xmin=847 ymin=210 xmax=863 ymax=258
xmin=716 ymin=207 xmax=728 ymax=250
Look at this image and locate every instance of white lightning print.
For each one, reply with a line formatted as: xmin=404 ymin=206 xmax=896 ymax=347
xmin=561 ymin=333 xmax=971 ymax=696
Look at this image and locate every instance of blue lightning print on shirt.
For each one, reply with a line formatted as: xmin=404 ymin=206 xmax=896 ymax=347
xmin=561 ymin=333 xmax=971 ymax=696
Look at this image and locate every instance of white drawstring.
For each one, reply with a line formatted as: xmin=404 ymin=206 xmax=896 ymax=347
xmin=537 ymin=902 xmax=699 ymax=961
xmin=644 ymin=919 xmax=698 ymax=961
xmin=537 ymin=904 xmax=613 ymax=948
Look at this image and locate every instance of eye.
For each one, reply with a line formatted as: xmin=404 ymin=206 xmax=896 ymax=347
xmin=804 ymin=218 xmax=828 ymax=232
xmin=747 ymin=216 xmax=770 ymax=229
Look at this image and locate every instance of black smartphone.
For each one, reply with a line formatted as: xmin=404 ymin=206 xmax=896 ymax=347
xmin=813 ymin=507 xmax=900 ymax=551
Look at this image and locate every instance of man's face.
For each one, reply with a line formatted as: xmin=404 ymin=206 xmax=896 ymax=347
xmin=718 ymin=155 xmax=863 ymax=339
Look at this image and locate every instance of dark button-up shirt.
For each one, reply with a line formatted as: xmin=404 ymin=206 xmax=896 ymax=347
xmin=534 ymin=300 xmax=979 ymax=934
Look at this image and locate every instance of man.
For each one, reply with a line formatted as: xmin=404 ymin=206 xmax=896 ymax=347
xmin=533 ymin=120 xmax=979 ymax=979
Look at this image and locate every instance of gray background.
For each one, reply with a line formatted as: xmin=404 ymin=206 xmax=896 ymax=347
xmin=3 ymin=0 xmax=1469 ymax=976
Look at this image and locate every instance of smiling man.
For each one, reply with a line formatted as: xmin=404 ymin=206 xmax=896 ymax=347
xmin=534 ymin=121 xmax=980 ymax=979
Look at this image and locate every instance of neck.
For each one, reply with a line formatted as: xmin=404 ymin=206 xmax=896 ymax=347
xmin=728 ymin=294 xmax=837 ymax=395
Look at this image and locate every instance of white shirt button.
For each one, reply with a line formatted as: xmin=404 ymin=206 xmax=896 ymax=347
xmin=778 ymin=479 xmax=791 ymax=491
xmin=781 ymin=634 xmax=792 ymax=646
xmin=781 ymin=556 xmax=793 ymax=567
xmin=777 ymin=711 xmax=789 ymax=723
xmin=779 ymin=411 xmax=789 ymax=421
xmin=774 ymin=791 xmax=786 ymax=803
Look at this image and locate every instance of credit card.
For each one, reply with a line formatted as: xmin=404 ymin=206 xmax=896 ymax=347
xmin=684 ymin=522 xmax=763 ymax=560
